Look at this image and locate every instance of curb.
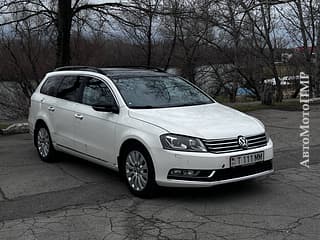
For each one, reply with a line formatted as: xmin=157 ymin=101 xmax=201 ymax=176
xmin=0 ymin=123 xmax=29 ymax=135
xmin=310 ymin=98 xmax=320 ymax=104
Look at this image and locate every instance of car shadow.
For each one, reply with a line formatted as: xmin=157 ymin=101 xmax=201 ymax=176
xmin=155 ymin=178 xmax=270 ymax=201
xmin=56 ymin=152 xmax=121 ymax=180
xmin=55 ymin=152 xmax=271 ymax=201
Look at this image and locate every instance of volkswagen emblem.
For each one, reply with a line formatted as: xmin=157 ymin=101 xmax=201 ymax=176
xmin=238 ymin=136 xmax=248 ymax=149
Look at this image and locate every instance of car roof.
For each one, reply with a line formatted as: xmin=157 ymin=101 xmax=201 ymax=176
xmin=53 ymin=66 xmax=171 ymax=79
xmin=101 ymin=68 xmax=170 ymax=78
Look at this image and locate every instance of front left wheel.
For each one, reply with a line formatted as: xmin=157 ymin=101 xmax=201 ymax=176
xmin=121 ymin=143 xmax=157 ymax=198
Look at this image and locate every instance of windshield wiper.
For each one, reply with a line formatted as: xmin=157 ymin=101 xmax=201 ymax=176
xmin=130 ymin=102 xmax=212 ymax=109
xmin=173 ymin=102 xmax=211 ymax=107
xmin=130 ymin=105 xmax=155 ymax=109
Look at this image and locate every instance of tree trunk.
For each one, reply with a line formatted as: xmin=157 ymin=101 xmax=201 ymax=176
xmin=271 ymin=62 xmax=283 ymax=102
xmin=146 ymin=11 xmax=153 ymax=67
xmin=292 ymin=88 xmax=300 ymax=99
xmin=275 ymin=77 xmax=283 ymax=102
xmin=182 ymin=60 xmax=196 ymax=84
xmin=260 ymin=5 xmax=282 ymax=102
xmin=164 ymin=16 xmax=177 ymax=70
xmin=229 ymin=90 xmax=237 ymax=103
xmin=56 ymin=0 xmax=72 ymax=67
xmin=315 ymin=22 xmax=320 ymax=97
xmin=252 ymin=85 xmax=261 ymax=101
xmin=228 ymin=78 xmax=238 ymax=103
xmin=296 ymin=0 xmax=313 ymax=97
xmin=262 ymin=84 xmax=273 ymax=105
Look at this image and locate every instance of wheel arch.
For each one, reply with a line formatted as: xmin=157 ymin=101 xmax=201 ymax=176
xmin=117 ymin=138 xmax=152 ymax=176
xmin=34 ymin=117 xmax=56 ymax=145
xmin=34 ymin=118 xmax=47 ymax=129
xmin=34 ymin=119 xmax=48 ymax=145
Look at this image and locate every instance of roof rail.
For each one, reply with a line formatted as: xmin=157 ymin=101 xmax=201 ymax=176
xmin=54 ymin=66 xmax=106 ymax=75
xmin=103 ymin=65 xmax=166 ymax=73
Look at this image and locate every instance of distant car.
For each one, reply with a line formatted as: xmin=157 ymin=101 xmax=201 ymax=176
xmin=28 ymin=66 xmax=274 ymax=197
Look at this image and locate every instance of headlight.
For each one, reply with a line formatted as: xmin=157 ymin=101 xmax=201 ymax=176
xmin=160 ymin=134 xmax=207 ymax=152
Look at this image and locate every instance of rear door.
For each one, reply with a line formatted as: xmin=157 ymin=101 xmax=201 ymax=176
xmin=53 ymin=75 xmax=84 ymax=149
xmin=38 ymin=75 xmax=63 ymax=142
xmin=73 ymin=76 xmax=119 ymax=164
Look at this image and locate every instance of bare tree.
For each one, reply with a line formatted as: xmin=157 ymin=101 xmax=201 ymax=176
xmin=241 ymin=1 xmax=285 ymax=102
xmin=116 ymin=0 xmax=161 ymax=66
xmin=276 ymin=0 xmax=317 ymax=97
xmin=0 ymin=0 xmax=317 ymax=110
xmin=161 ymin=0 xmax=182 ymax=70
xmin=201 ymin=0 xmax=251 ymax=102
xmin=0 ymin=10 xmax=53 ymax=117
xmin=0 ymin=0 xmax=153 ymax=67
xmin=171 ymin=0 xmax=211 ymax=83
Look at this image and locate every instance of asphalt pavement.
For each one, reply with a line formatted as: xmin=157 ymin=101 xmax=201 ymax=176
xmin=0 ymin=106 xmax=319 ymax=240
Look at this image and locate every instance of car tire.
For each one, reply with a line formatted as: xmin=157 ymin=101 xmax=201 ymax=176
xmin=34 ymin=123 xmax=57 ymax=163
xmin=121 ymin=143 xmax=157 ymax=198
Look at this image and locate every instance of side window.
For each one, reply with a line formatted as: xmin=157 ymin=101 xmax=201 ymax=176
xmin=40 ymin=76 xmax=62 ymax=97
xmin=82 ymin=77 xmax=115 ymax=106
xmin=56 ymin=76 xmax=82 ymax=102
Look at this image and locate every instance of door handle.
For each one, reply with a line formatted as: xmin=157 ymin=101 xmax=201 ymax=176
xmin=48 ymin=106 xmax=55 ymax=112
xmin=74 ymin=113 xmax=83 ymax=120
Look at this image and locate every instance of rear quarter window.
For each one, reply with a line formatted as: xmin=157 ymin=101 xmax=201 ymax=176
xmin=40 ymin=76 xmax=63 ymax=97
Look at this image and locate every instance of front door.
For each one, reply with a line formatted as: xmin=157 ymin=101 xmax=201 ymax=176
xmin=73 ymin=76 xmax=119 ymax=164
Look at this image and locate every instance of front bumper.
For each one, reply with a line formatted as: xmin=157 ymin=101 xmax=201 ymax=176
xmin=152 ymin=139 xmax=274 ymax=187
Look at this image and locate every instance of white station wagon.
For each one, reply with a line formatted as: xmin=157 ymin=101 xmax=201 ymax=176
xmin=28 ymin=66 xmax=274 ymax=197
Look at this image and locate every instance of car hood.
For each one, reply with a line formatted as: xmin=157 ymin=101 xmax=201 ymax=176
xmin=128 ymin=103 xmax=265 ymax=139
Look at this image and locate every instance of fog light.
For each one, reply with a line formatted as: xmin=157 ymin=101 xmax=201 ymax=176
xmin=169 ymin=169 xmax=200 ymax=177
xmin=168 ymin=169 xmax=214 ymax=180
xmin=184 ymin=170 xmax=197 ymax=176
xmin=172 ymin=169 xmax=182 ymax=175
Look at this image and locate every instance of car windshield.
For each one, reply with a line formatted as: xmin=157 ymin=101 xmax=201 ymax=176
xmin=112 ymin=76 xmax=214 ymax=109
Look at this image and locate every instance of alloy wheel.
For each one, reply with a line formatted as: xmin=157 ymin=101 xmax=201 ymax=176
xmin=37 ymin=128 xmax=50 ymax=158
xmin=125 ymin=150 xmax=149 ymax=191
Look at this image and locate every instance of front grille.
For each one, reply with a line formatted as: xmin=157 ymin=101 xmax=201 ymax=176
xmin=203 ymin=133 xmax=268 ymax=154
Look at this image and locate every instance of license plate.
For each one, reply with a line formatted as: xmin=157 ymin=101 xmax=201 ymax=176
xmin=230 ymin=152 xmax=264 ymax=167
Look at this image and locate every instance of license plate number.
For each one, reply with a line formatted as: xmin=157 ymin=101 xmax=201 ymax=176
xmin=230 ymin=152 xmax=264 ymax=167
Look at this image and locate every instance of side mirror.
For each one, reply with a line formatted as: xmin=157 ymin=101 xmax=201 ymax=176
xmin=92 ymin=104 xmax=119 ymax=114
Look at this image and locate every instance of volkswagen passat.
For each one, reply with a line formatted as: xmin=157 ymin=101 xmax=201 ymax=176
xmin=28 ymin=66 xmax=274 ymax=197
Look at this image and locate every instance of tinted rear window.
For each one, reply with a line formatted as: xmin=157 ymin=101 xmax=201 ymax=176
xmin=56 ymin=76 xmax=83 ymax=102
xmin=40 ymin=76 xmax=62 ymax=97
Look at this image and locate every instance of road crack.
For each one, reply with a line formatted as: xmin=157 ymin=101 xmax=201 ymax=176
xmin=55 ymin=164 xmax=91 ymax=184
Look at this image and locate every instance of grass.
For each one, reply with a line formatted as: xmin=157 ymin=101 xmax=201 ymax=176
xmin=225 ymin=100 xmax=302 ymax=112
xmin=0 ymin=123 xmax=10 ymax=130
